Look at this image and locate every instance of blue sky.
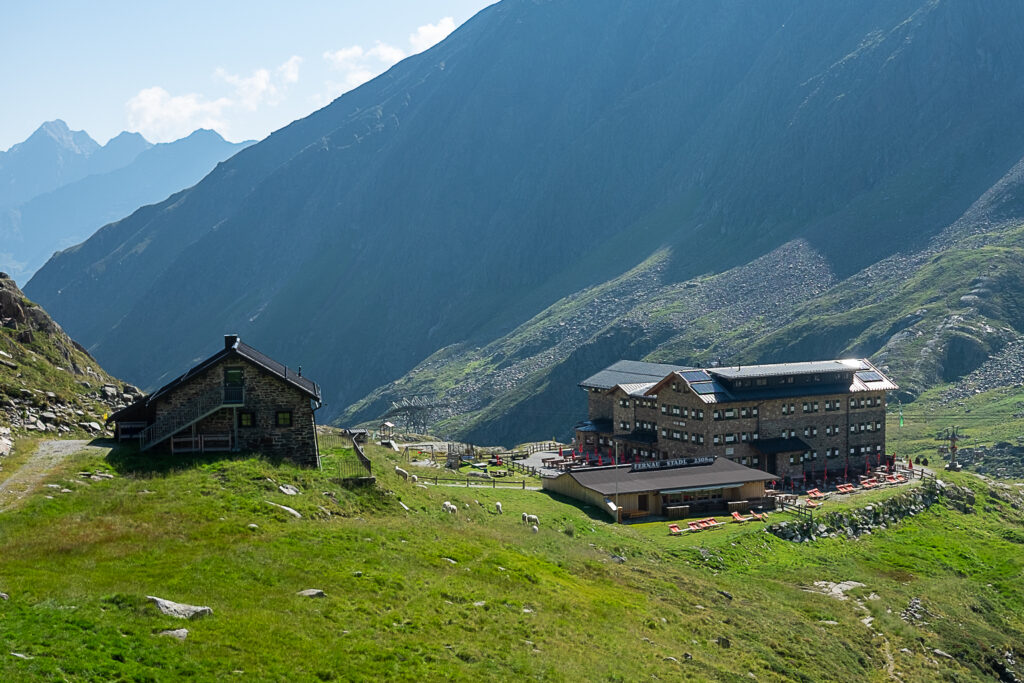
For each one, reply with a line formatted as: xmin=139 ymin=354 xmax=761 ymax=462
xmin=0 ymin=1 xmax=495 ymax=150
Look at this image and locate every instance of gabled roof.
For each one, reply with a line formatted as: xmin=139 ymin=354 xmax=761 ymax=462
xmin=615 ymin=382 xmax=657 ymax=397
xmin=146 ymin=337 xmax=320 ymax=403
xmin=708 ymin=359 xmax=869 ymax=379
xmin=643 ymin=358 xmax=897 ymax=403
xmin=579 ymin=360 xmax=692 ymax=390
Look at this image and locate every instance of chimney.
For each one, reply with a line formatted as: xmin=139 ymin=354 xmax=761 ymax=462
xmin=225 ymin=334 xmax=239 ymax=349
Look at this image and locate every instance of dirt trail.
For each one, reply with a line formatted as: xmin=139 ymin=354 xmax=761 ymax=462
xmin=0 ymin=439 xmax=109 ymax=512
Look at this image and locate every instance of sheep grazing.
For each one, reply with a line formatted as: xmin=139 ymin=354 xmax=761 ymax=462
xmin=395 ymin=466 xmax=409 ymax=481
xmin=526 ymin=514 xmax=539 ymax=526
xmin=522 ymin=512 xmax=528 ymax=523
xmin=410 ymin=474 xmax=418 ymax=483
xmin=495 ymin=501 xmax=503 ymax=514
xmin=531 ymin=525 xmax=539 ymax=534
xmin=442 ymin=501 xmax=458 ymax=515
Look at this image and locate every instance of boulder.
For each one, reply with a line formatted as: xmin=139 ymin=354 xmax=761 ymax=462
xmin=147 ymin=596 xmax=212 ymax=619
xmin=158 ymin=629 xmax=189 ymax=640
xmin=297 ymin=589 xmax=325 ymax=598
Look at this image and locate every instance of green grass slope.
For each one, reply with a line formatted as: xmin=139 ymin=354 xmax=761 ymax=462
xmin=1 ymin=442 xmax=1021 ymax=681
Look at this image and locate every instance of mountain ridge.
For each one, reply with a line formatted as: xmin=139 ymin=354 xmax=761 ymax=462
xmin=24 ymin=0 xmax=1024 ymax=444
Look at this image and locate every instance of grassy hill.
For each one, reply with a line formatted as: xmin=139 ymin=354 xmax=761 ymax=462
xmin=1 ymin=441 xmax=1021 ymax=681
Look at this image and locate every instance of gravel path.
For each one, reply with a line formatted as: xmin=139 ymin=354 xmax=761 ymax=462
xmin=0 ymin=439 xmax=108 ymax=512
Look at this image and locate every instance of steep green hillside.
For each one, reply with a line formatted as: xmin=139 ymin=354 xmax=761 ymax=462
xmin=0 ymin=442 xmax=1021 ymax=681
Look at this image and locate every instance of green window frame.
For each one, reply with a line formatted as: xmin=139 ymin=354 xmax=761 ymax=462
xmin=238 ymin=411 xmax=255 ymax=428
xmin=276 ymin=411 xmax=292 ymax=428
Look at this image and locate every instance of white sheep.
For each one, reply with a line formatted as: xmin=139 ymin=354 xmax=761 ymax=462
xmin=395 ymin=466 xmax=409 ymax=481
xmin=522 ymin=512 xmax=528 ymax=523
xmin=526 ymin=514 xmax=539 ymax=526
xmin=442 ymin=501 xmax=455 ymax=514
xmin=531 ymin=525 xmax=539 ymax=534
xmin=495 ymin=501 xmax=503 ymax=514
xmin=410 ymin=474 xmax=418 ymax=483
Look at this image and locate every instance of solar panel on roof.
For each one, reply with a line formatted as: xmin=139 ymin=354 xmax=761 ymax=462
xmin=680 ymin=370 xmax=711 ymax=382
xmin=691 ymin=382 xmax=717 ymax=394
xmin=856 ymin=371 xmax=884 ymax=382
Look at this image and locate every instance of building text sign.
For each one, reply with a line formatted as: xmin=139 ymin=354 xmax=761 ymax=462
xmin=631 ymin=456 xmax=714 ymax=472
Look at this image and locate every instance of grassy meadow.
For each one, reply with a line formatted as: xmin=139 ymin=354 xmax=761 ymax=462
xmin=0 ymin=440 xmax=1022 ymax=681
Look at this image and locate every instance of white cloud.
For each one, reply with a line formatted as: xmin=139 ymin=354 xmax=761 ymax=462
xmin=215 ymin=56 xmax=302 ymax=110
xmin=277 ymin=55 xmax=302 ymax=84
xmin=126 ymin=56 xmax=301 ymax=142
xmin=316 ymin=16 xmax=456 ymax=106
xmin=321 ymin=41 xmax=405 ymax=104
xmin=367 ymin=41 xmax=406 ymax=64
xmin=409 ymin=17 xmax=455 ymax=52
xmin=216 ymin=67 xmax=275 ymax=110
xmin=323 ymin=46 xmax=365 ymax=69
xmin=126 ymin=86 xmax=231 ymax=142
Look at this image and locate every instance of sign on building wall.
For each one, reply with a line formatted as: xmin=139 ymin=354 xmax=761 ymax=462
xmin=631 ymin=456 xmax=714 ymax=472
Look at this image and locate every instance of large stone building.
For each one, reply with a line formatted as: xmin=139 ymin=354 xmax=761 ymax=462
xmin=110 ymin=335 xmax=322 ymax=466
xmin=575 ymin=358 xmax=898 ymax=483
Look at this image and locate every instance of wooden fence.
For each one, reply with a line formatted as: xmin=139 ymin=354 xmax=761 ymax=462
xmin=419 ymin=475 xmax=530 ymax=489
xmin=317 ymin=430 xmax=372 ymax=479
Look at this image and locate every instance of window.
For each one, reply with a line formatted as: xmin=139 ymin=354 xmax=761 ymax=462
xmin=225 ymin=368 xmax=243 ymax=385
xmin=671 ymin=406 xmax=682 ymax=416
xmin=724 ymin=433 xmax=736 ymax=443
xmin=725 ymin=447 xmax=734 ymax=455
xmin=756 ymin=378 xmax=767 ymax=386
xmin=713 ymin=435 xmax=721 ymax=445
xmin=695 ymin=410 xmax=704 ymax=420
xmin=238 ymin=411 xmax=254 ymax=428
xmin=723 ymin=409 xmax=736 ymax=419
xmin=660 ymin=405 xmax=667 ymax=414
xmin=713 ymin=410 xmax=722 ymax=420
xmin=276 ymin=411 xmax=293 ymax=428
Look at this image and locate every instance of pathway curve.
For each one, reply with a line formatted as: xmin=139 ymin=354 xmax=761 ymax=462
xmin=0 ymin=439 xmax=109 ymax=512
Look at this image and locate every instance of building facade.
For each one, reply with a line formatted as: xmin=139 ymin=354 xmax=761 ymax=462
xmin=575 ymin=359 xmax=897 ymax=483
xmin=110 ymin=335 xmax=322 ymax=467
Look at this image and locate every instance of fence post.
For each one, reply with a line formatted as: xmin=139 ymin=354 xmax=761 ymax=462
xmin=521 ymin=480 xmax=525 ymax=490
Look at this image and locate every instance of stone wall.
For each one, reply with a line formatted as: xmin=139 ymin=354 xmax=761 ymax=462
xmin=152 ymin=355 xmax=319 ymax=467
xmin=766 ymin=481 xmax=950 ymax=543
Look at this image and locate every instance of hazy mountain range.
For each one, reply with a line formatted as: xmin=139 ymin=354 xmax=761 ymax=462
xmin=0 ymin=121 xmax=251 ymax=283
xmin=24 ymin=0 xmax=1024 ymax=444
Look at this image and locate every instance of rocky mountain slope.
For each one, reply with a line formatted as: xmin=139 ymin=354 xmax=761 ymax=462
xmin=0 ymin=273 xmax=132 ymax=442
xmin=0 ymin=127 xmax=250 ymax=284
xmin=24 ymin=0 xmax=1024 ymax=444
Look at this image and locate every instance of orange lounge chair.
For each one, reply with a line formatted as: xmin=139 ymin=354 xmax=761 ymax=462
xmin=806 ymin=488 xmax=825 ymax=499
xmin=895 ymin=474 xmax=907 ymax=483
xmin=668 ymin=524 xmax=683 ymax=535
xmin=885 ymin=474 xmax=899 ymax=484
xmin=687 ymin=521 xmax=704 ymax=532
xmin=837 ymin=483 xmax=855 ymax=494
xmin=700 ymin=517 xmax=724 ymax=529
xmin=750 ymin=511 xmax=767 ymax=521
xmin=806 ymin=500 xmax=822 ymax=509
xmin=731 ymin=511 xmax=753 ymax=523
xmin=861 ymin=478 xmax=878 ymax=489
